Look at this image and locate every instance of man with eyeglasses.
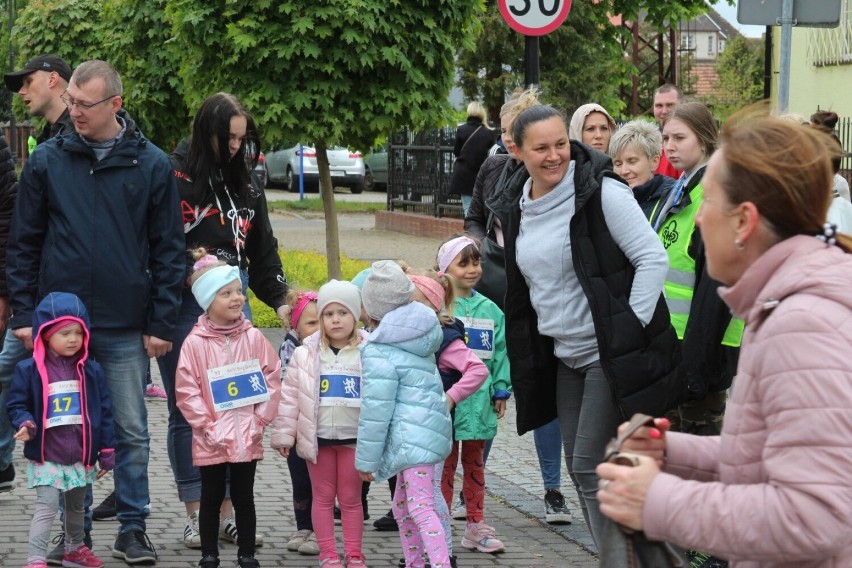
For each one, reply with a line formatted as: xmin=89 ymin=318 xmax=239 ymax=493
xmin=0 ymin=55 xmax=74 ymax=507
xmin=7 ymin=59 xmax=184 ymax=566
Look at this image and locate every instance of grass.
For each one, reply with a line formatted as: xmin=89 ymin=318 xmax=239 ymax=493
xmin=268 ymin=198 xmax=386 ymax=214
xmin=248 ymin=248 xmax=370 ymax=328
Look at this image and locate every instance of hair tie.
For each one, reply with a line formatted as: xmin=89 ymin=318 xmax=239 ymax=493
xmin=192 ymin=254 xmax=221 ymax=272
xmin=437 ymin=271 xmax=444 ymax=278
xmin=816 ymin=222 xmax=838 ymax=246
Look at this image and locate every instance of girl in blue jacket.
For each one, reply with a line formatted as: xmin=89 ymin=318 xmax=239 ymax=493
xmin=355 ymin=261 xmax=453 ymax=568
xmin=7 ymin=292 xmax=115 ymax=568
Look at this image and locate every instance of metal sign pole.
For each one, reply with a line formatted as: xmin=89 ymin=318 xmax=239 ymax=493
xmin=524 ymin=36 xmax=540 ymax=87
xmin=777 ymin=0 xmax=794 ymax=114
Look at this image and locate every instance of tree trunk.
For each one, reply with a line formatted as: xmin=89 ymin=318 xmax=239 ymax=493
xmin=315 ymin=141 xmax=342 ymax=280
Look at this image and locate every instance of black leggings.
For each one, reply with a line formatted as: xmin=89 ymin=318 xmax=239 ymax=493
xmin=199 ymin=460 xmax=258 ymax=558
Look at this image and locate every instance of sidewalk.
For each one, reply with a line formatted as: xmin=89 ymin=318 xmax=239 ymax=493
xmin=0 ymin=208 xmax=599 ymax=567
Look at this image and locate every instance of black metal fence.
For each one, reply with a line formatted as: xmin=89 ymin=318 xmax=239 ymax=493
xmin=837 ymin=117 xmax=852 ymax=186
xmin=386 ymin=126 xmax=464 ymax=219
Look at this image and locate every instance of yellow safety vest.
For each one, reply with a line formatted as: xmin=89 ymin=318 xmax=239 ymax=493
xmin=655 ymin=183 xmax=744 ymax=347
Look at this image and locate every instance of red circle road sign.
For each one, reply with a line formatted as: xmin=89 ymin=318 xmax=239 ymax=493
xmin=498 ymin=0 xmax=572 ymax=36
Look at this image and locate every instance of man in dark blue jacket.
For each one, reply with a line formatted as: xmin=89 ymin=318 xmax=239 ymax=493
xmin=7 ymin=59 xmax=184 ymax=565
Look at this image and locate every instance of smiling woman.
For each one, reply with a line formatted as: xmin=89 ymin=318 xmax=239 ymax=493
xmin=492 ymin=103 xmax=679 ymax=547
xmin=608 ymin=120 xmax=674 ymax=219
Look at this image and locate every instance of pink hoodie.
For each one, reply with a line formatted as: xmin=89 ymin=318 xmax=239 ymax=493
xmin=642 ymin=235 xmax=852 ymax=567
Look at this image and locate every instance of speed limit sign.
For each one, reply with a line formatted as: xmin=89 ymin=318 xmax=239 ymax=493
xmin=498 ymin=0 xmax=572 ymax=36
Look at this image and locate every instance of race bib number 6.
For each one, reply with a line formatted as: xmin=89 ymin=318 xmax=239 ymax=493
xmin=207 ymin=359 xmax=269 ymax=412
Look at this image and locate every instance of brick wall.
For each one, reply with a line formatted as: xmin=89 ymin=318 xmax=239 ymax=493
xmin=375 ymin=210 xmax=464 ymax=240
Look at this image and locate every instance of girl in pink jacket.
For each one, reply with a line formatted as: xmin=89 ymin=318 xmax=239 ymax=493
xmin=176 ymin=250 xmax=282 ymax=568
xmin=271 ymin=280 xmax=370 ymax=568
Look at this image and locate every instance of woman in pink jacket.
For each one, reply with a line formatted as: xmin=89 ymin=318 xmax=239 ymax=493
xmin=176 ymin=249 xmax=282 ymax=568
xmin=596 ymin=113 xmax=852 ymax=567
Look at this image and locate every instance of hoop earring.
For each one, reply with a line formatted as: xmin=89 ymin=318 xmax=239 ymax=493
xmin=734 ymin=239 xmax=745 ymax=251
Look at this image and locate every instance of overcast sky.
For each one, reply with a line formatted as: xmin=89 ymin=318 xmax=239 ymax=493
xmin=713 ymin=0 xmax=767 ymax=38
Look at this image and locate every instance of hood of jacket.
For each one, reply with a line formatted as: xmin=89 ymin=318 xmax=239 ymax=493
xmin=720 ymin=235 xmax=852 ymax=329
xmin=32 ymin=292 xmax=91 ymax=368
xmin=368 ymin=301 xmax=442 ymax=357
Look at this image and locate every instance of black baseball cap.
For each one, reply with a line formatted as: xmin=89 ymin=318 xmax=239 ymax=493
xmin=4 ymin=54 xmax=72 ymax=92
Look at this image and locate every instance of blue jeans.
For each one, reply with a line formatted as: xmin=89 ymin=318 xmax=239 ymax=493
xmin=0 ymin=329 xmax=30 ymax=471
xmin=89 ymin=330 xmax=150 ymax=534
xmin=533 ymin=418 xmax=562 ymax=490
xmin=157 ymin=271 xmax=252 ymax=503
xmin=461 ymin=194 xmax=472 ymax=216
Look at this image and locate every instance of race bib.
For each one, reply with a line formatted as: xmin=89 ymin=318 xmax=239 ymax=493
xmin=459 ymin=317 xmax=495 ymax=360
xmin=46 ymin=380 xmax=82 ymax=428
xmin=319 ymin=374 xmax=361 ymax=407
xmin=207 ymin=359 xmax=269 ymax=412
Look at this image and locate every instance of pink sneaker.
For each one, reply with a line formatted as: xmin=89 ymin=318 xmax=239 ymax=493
xmin=345 ymin=552 xmax=368 ymax=568
xmin=461 ymin=521 xmax=505 ymax=553
xmin=145 ymin=383 xmax=167 ymax=400
xmin=23 ymin=561 xmax=48 ymax=568
xmin=318 ymin=554 xmax=344 ymax=567
xmin=62 ymin=545 xmax=104 ymax=568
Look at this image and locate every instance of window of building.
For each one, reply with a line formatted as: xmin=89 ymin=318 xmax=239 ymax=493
xmin=708 ymin=35 xmax=715 ymax=54
xmin=681 ymin=33 xmax=695 ymax=49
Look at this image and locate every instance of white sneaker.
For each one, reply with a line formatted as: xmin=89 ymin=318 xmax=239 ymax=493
xmin=287 ymin=529 xmax=310 ymax=551
xmin=451 ymin=497 xmax=466 ymax=520
xmin=219 ymin=516 xmax=264 ymax=547
xmin=297 ymin=530 xmax=319 ymax=556
xmin=183 ymin=510 xmax=201 ymax=548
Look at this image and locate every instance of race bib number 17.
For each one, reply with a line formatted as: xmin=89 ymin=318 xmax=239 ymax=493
xmin=46 ymin=380 xmax=82 ymax=428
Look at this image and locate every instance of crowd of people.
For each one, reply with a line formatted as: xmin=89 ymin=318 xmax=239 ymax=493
xmin=0 ymin=51 xmax=850 ymax=568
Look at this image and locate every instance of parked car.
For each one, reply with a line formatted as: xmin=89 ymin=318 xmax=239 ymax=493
xmin=265 ymin=144 xmax=365 ymax=193
xmin=253 ymin=151 xmax=267 ymax=189
xmin=364 ymin=146 xmax=388 ymax=192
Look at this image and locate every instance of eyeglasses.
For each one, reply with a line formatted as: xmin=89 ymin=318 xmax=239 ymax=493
xmin=60 ymin=92 xmax=118 ymax=111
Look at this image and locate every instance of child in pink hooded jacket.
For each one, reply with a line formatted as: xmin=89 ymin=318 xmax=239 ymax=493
xmin=176 ymin=249 xmax=282 ymax=568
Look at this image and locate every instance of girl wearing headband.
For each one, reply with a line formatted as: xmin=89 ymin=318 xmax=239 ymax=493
xmin=176 ymin=248 xmax=282 ymax=568
xmin=435 ymin=235 xmax=510 ymax=554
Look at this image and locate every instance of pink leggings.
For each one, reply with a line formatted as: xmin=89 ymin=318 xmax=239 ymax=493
xmin=306 ymin=445 xmax=363 ymax=559
xmin=394 ymin=465 xmax=450 ymax=568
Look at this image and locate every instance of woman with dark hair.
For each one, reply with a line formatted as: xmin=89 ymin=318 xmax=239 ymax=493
xmin=162 ymin=92 xmax=289 ymax=549
xmin=491 ymin=103 xmax=679 ymax=546
xmin=598 ymin=112 xmax=852 ymax=568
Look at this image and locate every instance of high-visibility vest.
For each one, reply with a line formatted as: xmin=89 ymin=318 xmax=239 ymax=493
xmin=655 ymin=183 xmax=744 ymax=347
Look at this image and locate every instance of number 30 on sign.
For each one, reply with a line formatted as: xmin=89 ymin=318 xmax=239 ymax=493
xmin=498 ymin=0 xmax=572 ymax=36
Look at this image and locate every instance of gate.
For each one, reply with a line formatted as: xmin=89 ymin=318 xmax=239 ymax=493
xmin=387 ymin=126 xmax=464 ymax=218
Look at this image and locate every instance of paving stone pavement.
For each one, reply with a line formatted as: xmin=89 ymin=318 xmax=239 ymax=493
xmin=0 ymin=211 xmax=600 ymax=567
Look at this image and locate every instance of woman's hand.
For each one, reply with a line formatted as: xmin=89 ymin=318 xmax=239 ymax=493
xmin=277 ymin=447 xmax=290 ymax=458
xmin=618 ymin=417 xmax=670 ymax=466
xmin=596 ymin=453 xmax=660 ymax=531
xmin=359 ymin=471 xmax=374 ymax=482
xmin=276 ymin=304 xmax=292 ymax=331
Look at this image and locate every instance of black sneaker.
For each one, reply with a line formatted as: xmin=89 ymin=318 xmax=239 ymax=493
xmin=93 ymin=490 xmax=117 ymax=521
xmin=198 ymin=554 xmax=220 ymax=568
xmin=112 ymin=529 xmax=157 ymax=564
xmin=362 ymin=498 xmax=370 ymax=521
xmin=47 ymin=530 xmax=93 ymax=566
xmin=334 ymin=505 xmax=341 ymax=524
xmin=0 ymin=463 xmax=14 ymax=493
xmin=238 ymin=554 xmax=260 ymax=568
xmin=373 ymin=511 xmax=399 ymax=531
xmin=544 ymin=489 xmax=572 ymax=524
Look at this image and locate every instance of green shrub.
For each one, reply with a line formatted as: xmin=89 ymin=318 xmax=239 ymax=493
xmin=249 ymin=249 xmax=370 ymax=328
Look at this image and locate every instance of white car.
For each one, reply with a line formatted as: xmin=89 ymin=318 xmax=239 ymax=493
xmin=265 ymin=144 xmax=365 ymax=193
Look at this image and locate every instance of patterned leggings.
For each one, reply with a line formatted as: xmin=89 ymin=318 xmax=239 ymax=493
xmin=394 ymin=465 xmax=450 ymax=568
xmin=441 ymin=440 xmax=485 ymax=523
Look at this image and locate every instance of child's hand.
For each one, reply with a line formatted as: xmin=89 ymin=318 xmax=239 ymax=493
xmin=493 ymin=399 xmax=507 ymax=419
xmin=278 ymin=447 xmax=290 ymax=458
xmin=446 ymin=396 xmax=455 ymax=412
xmin=96 ymin=468 xmax=109 ymax=480
xmin=13 ymin=425 xmax=31 ymax=441
xmin=358 ymin=471 xmax=374 ymax=482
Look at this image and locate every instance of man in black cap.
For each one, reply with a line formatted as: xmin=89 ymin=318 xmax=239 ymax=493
xmin=4 ymin=54 xmax=73 ymax=144
xmin=0 ymin=54 xmax=75 ymax=564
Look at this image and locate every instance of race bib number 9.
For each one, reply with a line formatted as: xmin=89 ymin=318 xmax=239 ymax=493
xmin=319 ymin=374 xmax=361 ymax=407
xmin=46 ymin=380 xmax=83 ymax=428
xmin=207 ymin=359 xmax=269 ymax=412
xmin=459 ymin=317 xmax=495 ymax=360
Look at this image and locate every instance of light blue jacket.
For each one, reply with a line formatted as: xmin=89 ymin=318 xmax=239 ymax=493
xmin=355 ymin=302 xmax=452 ymax=481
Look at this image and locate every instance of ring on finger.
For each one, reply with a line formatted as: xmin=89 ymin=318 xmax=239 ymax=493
xmin=600 ymin=479 xmax=610 ymax=491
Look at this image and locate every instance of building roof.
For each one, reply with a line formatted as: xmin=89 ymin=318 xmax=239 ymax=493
xmin=681 ymin=6 xmax=740 ymax=39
